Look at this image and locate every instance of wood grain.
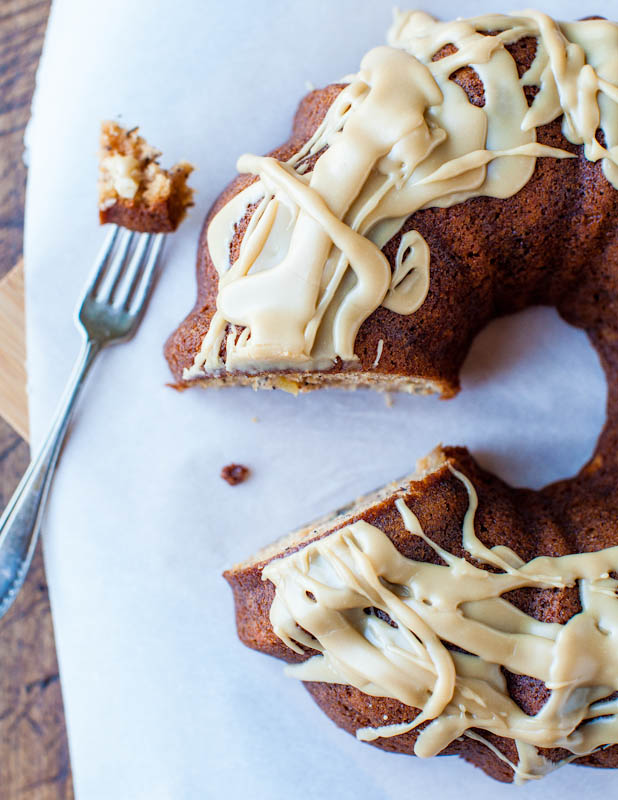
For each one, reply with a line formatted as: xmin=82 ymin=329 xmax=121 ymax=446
xmin=0 ymin=421 xmax=72 ymax=800
xmin=0 ymin=1 xmax=74 ymax=798
xmin=0 ymin=259 xmax=28 ymax=441
xmin=0 ymin=1 xmax=49 ymax=279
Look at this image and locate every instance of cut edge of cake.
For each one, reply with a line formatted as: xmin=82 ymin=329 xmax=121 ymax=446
xmin=224 ymin=445 xmax=450 ymax=574
xmin=184 ymin=371 xmax=450 ymax=397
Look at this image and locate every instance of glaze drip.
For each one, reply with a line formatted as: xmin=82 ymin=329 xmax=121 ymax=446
xmin=263 ymin=467 xmax=618 ymax=784
xmin=185 ymin=11 xmax=618 ymax=379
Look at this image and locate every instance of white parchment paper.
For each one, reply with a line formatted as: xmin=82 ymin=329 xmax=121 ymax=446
xmin=23 ymin=1 xmax=612 ymax=797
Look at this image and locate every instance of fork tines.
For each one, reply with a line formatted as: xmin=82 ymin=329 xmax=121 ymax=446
xmin=84 ymin=225 xmax=165 ymax=313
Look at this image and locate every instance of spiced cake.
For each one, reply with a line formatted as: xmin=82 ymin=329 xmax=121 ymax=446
xmin=165 ymin=11 xmax=618 ymax=398
xmin=210 ymin=8 xmax=618 ymax=785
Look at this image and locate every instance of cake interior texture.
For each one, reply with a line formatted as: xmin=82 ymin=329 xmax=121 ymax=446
xmin=99 ymin=121 xmax=194 ymax=233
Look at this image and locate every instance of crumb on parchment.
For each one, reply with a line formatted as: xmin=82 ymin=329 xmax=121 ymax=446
xmin=221 ymin=464 xmax=251 ymax=486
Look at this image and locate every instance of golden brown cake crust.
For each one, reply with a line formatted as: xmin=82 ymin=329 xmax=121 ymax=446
xmin=100 ymin=198 xmax=183 ymax=233
xmin=179 ymin=30 xmax=618 ymax=783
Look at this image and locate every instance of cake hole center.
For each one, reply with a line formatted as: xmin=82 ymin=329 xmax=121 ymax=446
xmin=459 ymin=306 xmax=607 ymax=489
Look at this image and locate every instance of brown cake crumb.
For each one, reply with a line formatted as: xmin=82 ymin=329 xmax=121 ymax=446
xmin=221 ymin=463 xmax=250 ymax=486
xmin=98 ymin=121 xmax=194 ymax=232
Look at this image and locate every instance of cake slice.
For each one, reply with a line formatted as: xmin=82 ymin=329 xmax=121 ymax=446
xmin=224 ymin=445 xmax=618 ymax=783
xmin=98 ymin=121 xmax=194 ymax=233
xmin=165 ymin=11 xmax=618 ymax=396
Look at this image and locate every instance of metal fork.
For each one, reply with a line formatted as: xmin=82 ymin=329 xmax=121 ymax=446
xmin=0 ymin=226 xmax=165 ymax=618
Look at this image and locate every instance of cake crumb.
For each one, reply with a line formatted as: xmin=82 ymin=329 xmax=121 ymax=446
xmin=384 ymin=392 xmax=393 ymax=408
xmin=98 ymin=121 xmax=194 ymax=232
xmin=251 ymin=416 xmax=259 ymax=423
xmin=221 ymin=463 xmax=250 ymax=486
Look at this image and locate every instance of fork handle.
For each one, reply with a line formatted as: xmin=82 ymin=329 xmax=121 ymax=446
xmin=0 ymin=337 xmax=100 ymax=618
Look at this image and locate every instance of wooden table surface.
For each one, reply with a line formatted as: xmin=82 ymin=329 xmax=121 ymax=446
xmin=0 ymin=2 xmax=73 ymax=798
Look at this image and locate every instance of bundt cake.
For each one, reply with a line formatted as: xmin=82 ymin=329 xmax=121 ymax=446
xmin=99 ymin=121 xmax=194 ymax=233
xmin=166 ymin=7 xmax=618 ymax=785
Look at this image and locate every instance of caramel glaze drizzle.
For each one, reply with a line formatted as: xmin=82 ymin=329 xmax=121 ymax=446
xmin=263 ymin=467 xmax=618 ymax=784
xmin=185 ymin=10 xmax=618 ymax=379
